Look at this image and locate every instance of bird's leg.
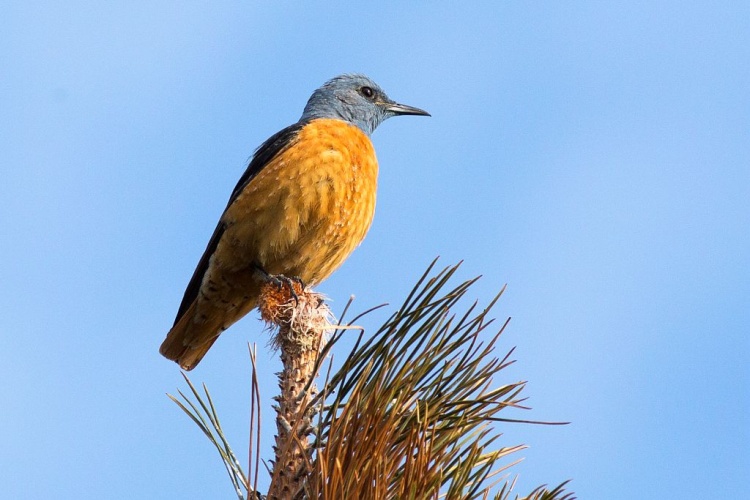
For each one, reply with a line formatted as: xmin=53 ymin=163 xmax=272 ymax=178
xmin=253 ymin=265 xmax=301 ymax=305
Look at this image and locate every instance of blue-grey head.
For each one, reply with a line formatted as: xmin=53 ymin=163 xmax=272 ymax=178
xmin=300 ymin=74 xmax=430 ymax=136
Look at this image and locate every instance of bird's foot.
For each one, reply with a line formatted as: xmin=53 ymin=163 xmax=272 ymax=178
xmin=253 ymin=266 xmax=307 ymax=305
xmin=275 ymin=275 xmax=299 ymax=305
xmin=269 ymin=275 xmax=304 ymax=305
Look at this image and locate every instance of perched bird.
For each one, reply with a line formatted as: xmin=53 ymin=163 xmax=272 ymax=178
xmin=160 ymin=74 xmax=429 ymax=370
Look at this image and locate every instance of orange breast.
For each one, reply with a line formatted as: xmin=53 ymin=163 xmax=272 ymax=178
xmin=219 ymin=118 xmax=379 ymax=284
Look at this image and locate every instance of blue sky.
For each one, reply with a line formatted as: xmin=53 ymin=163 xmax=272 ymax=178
xmin=2 ymin=2 xmax=747 ymax=498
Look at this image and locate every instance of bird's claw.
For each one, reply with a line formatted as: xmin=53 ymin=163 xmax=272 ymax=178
xmin=268 ymin=274 xmax=304 ymax=305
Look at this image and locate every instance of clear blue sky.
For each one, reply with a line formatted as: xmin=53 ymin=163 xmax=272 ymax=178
xmin=2 ymin=2 xmax=747 ymax=498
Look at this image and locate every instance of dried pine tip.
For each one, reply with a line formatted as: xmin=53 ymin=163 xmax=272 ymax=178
xmin=258 ymin=279 xmax=306 ymax=325
xmin=258 ymin=279 xmax=333 ymax=353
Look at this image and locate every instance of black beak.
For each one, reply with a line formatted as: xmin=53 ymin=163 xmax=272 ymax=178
xmin=384 ymin=102 xmax=431 ymax=117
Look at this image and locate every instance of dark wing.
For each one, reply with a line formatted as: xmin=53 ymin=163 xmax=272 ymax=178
xmin=173 ymin=121 xmax=305 ymax=325
xmin=226 ymin=121 xmax=307 ymax=207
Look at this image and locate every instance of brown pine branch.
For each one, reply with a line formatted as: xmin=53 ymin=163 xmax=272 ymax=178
xmin=258 ymin=280 xmax=332 ymax=500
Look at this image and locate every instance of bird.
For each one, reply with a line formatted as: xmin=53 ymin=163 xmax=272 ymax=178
xmin=160 ymin=74 xmax=429 ymax=370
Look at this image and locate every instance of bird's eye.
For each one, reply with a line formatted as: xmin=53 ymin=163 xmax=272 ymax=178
xmin=360 ymin=86 xmax=375 ymax=100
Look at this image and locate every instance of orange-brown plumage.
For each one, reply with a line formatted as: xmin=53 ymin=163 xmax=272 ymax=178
xmin=223 ymin=119 xmax=378 ymax=283
xmin=160 ymin=74 xmax=428 ymax=370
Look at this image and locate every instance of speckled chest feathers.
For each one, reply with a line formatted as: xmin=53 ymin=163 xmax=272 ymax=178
xmin=219 ymin=118 xmax=378 ymax=284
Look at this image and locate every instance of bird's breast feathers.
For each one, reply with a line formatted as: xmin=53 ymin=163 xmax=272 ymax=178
xmin=219 ymin=118 xmax=379 ymax=282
